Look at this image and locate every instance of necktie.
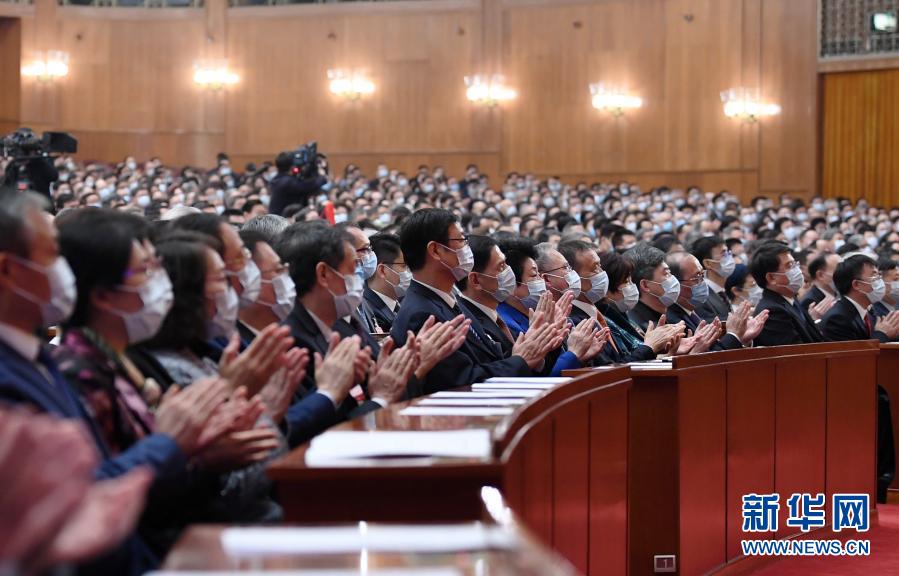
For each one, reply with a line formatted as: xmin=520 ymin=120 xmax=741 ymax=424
xmin=594 ymin=312 xmax=620 ymax=354
xmin=689 ymin=311 xmax=703 ymax=328
xmin=495 ymin=315 xmax=515 ymax=345
xmin=865 ymin=313 xmax=874 ymax=337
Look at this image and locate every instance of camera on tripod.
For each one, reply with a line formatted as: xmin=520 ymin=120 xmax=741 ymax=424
xmin=289 ymin=141 xmax=319 ymax=180
xmin=1 ymin=128 xmax=78 ymax=193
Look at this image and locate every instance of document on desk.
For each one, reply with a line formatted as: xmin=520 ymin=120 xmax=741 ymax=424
xmin=471 ymin=382 xmax=556 ymax=390
xmin=417 ymin=398 xmax=527 ymax=407
xmin=305 ymin=429 xmax=492 ymax=465
xmin=398 ymin=406 xmax=516 ymax=417
xmin=430 ymin=390 xmax=542 ymax=399
xmin=218 ymin=523 xmax=517 ymax=557
xmin=150 ymin=570 xmax=461 ymax=576
xmin=485 ymin=377 xmax=572 ymax=385
xmin=627 ymin=361 xmax=673 ymax=370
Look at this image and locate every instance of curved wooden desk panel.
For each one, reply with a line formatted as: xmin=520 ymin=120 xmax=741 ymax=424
xmin=267 ymin=368 xmax=632 ymax=576
xmin=567 ymin=341 xmax=878 ymax=576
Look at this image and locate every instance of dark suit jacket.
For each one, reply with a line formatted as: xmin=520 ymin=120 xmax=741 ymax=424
xmin=821 ymin=297 xmax=890 ymax=343
xmin=697 ymin=289 xmax=731 ymax=323
xmin=873 ymin=301 xmax=893 ymax=319
xmin=460 ymin=297 xmax=514 ymax=358
xmin=753 ymin=289 xmax=823 ymax=347
xmin=799 ymin=285 xmax=829 ymax=312
xmin=569 ymin=302 xmax=655 ymax=364
xmin=597 ymin=300 xmax=644 ymax=341
xmin=665 ymin=303 xmax=742 ymax=351
xmin=364 ymin=287 xmax=398 ymax=333
xmin=390 ymin=281 xmax=530 ymax=396
xmin=280 ymin=303 xmax=380 ymax=446
xmin=628 ymin=300 xmax=663 ymax=332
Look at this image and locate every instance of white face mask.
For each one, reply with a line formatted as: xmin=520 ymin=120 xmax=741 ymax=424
xmin=438 ymin=243 xmax=475 ymax=282
xmin=583 ymin=270 xmax=610 ymax=303
xmin=327 ymin=266 xmax=364 ymax=318
xmin=748 ymin=284 xmax=764 ymax=307
xmin=649 ymin=275 xmax=681 ymax=307
xmin=891 ymin=281 xmax=899 ymax=299
xmin=521 ymin=279 xmax=547 ymax=309
xmin=861 ymin=278 xmax=886 ymax=304
xmin=480 ymin=266 xmax=517 ymax=303
xmin=773 ymin=266 xmax=805 ymax=295
xmin=260 ymin=272 xmax=296 ymax=321
xmin=229 ymin=259 xmax=262 ymax=308
xmin=717 ymin=253 xmax=736 ymax=279
xmin=207 ymin=286 xmax=239 ymax=340
xmin=112 ymin=270 xmax=174 ymax=344
xmin=386 ymin=266 xmax=412 ymax=299
xmin=357 ymin=250 xmax=378 ymax=281
xmin=616 ymin=282 xmax=640 ymax=312
xmin=10 ymin=256 xmax=77 ymax=327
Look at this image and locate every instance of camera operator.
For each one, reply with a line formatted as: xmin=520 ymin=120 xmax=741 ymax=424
xmin=268 ymin=150 xmax=327 ymax=217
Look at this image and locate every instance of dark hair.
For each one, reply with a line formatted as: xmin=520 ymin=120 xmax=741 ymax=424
xmin=241 ymin=200 xmax=264 ymax=215
xmin=611 ymin=228 xmax=636 ymax=248
xmin=370 ymin=233 xmax=402 ymax=267
xmin=837 ymin=242 xmax=861 ymax=256
xmin=275 ymin=152 xmax=293 ymax=173
xmin=276 ymin=222 xmax=352 ymax=297
xmin=725 ymin=238 xmax=743 ymax=252
xmin=725 ymin=263 xmax=750 ymax=302
xmin=652 ymin=234 xmax=681 ymax=254
xmin=239 ymin=229 xmax=270 ymax=257
xmin=145 ymin=232 xmax=215 ymax=350
xmin=399 ymin=208 xmax=457 ymax=271
xmin=599 ymin=250 xmax=635 ymax=293
xmin=628 ymin=243 xmax=667 ymax=289
xmin=496 ymin=236 xmax=538 ymax=283
xmin=456 ymin=235 xmax=497 ymax=291
xmin=690 ymin=236 xmax=725 ymax=267
xmin=807 ymin=252 xmax=833 ymax=280
xmin=748 ymin=241 xmax=791 ymax=289
xmin=833 ymin=254 xmax=877 ymax=297
xmin=57 ymin=209 xmax=149 ymax=328
xmin=167 ymin=212 xmax=225 ymax=256
xmin=557 ymin=240 xmax=594 ymax=271
xmin=878 ymin=257 xmax=898 ymax=274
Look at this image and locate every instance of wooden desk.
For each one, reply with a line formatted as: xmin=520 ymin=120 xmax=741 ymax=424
xmin=160 ymin=490 xmax=580 ymax=575
xmin=878 ymin=343 xmax=899 ymax=493
xmin=568 ymin=341 xmax=878 ymax=576
xmin=267 ymin=368 xmax=632 ymax=576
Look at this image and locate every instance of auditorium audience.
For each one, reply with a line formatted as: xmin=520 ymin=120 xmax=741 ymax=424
xmin=8 ymin=149 xmax=899 ymax=572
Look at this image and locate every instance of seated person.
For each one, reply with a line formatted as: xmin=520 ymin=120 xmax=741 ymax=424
xmin=624 ymin=243 xmax=680 ymax=332
xmin=750 ymin=241 xmax=823 ymax=346
xmin=690 ymin=236 xmax=735 ymax=322
xmin=820 ymin=254 xmax=899 ymax=343
xmin=237 ymin=229 xmax=296 ymax=340
xmin=363 ymin=233 xmax=409 ymax=333
xmin=874 ymin=257 xmax=899 ymax=318
xmin=799 ymin=251 xmax=840 ymax=319
xmin=724 ymin=264 xmax=762 ymax=309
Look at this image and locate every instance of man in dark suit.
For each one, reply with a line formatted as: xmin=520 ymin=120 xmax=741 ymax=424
xmin=457 ymin=235 xmax=517 ymax=358
xmin=800 ymin=252 xmax=840 ymax=316
xmin=340 ymin=224 xmax=383 ymax=333
xmin=624 ymin=244 xmax=676 ymax=331
xmin=663 ymin=251 xmax=765 ymax=350
xmin=364 ymin=233 xmax=408 ymax=333
xmin=276 ymin=223 xmax=409 ymax=438
xmin=236 ymin=230 xmax=297 ymax=342
xmin=820 ymin=253 xmax=899 ymax=503
xmin=390 ymin=209 xmax=561 ymax=395
xmin=750 ymin=241 xmax=824 ymax=346
xmin=690 ymin=236 xmax=734 ymax=322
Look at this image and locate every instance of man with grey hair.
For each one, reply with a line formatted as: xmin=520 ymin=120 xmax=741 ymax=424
xmin=243 ymin=214 xmax=290 ymax=244
xmin=625 ymin=243 xmax=675 ymax=331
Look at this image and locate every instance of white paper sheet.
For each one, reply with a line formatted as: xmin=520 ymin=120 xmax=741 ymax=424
xmin=484 ymin=377 xmax=572 ymax=384
xmin=417 ymin=398 xmax=526 ymax=407
xmin=218 ymin=524 xmax=517 ymax=557
xmin=627 ymin=362 xmax=673 ymax=370
xmin=471 ymin=383 xmax=555 ymax=390
xmin=398 ymin=406 xmax=515 ymax=417
xmin=304 ymin=429 xmax=491 ymax=465
xmin=430 ymin=390 xmax=542 ymax=399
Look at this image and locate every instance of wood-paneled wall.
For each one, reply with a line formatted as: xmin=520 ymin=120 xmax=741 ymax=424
xmin=822 ymin=69 xmax=899 ymax=206
xmin=0 ymin=0 xmax=819 ymax=198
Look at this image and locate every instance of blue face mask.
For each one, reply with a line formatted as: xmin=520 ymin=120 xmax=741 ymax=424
xmin=689 ymin=280 xmax=710 ymax=306
xmin=357 ymin=250 xmax=378 ymax=280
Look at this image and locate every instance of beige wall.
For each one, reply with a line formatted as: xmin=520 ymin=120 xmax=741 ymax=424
xmin=1 ymin=0 xmax=818 ymax=199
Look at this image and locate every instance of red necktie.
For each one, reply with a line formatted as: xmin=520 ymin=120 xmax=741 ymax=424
xmin=865 ymin=313 xmax=874 ymax=337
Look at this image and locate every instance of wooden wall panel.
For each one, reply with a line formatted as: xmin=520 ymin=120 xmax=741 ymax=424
xmin=9 ymin=0 xmax=819 ymax=198
xmin=822 ymin=69 xmax=899 ymax=206
xmin=0 ymin=18 xmax=21 ymax=129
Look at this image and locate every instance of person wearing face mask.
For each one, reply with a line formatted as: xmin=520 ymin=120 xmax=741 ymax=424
xmin=338 ymin=224 xmax=381 ymax=333
xmin=820 ymin=254 xmax=899 ymax=503
xmin=391 ymin=209 xmax=564 ymax=395
xmin=663 ymin=251 xmax=766 ymax=350
xmin=236 ymin=231 xmax=296 ymax=342
xmin=457 ymin=236 xmax=521 ymax=358
xmin=363 ymin=233 xmax=409 ymax=333
xmin=495 ymin=237 xmax=553 ymax=337
xmin=559 ymin=241 xmax=683 ymax=363
xmin=799 ymin=252 xmax=841 ymax=319
xmin=268 ymin=151 xmax=326 ymax=217
xmin=626 ymin=244 xmax=681 ymax=332
xmin=750 ymin=241 xmax=824 ymax=346
xmin=874 ymin=258 xmax=899 ymax=318
xmin=690 ymin=236 xmax=736 ymax=322
xmin=724 ymin=264 xmax=764 ymax=309
xmin=168 ymin=213 xmax=262 ymax=310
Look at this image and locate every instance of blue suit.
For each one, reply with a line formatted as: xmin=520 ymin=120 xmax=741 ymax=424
xmin=496 ymin=302 xmax=582 ymax=377
xmin=391 ymin=281 xmax=531 ymax=396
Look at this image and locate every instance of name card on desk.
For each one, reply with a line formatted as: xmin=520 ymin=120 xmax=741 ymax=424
xmin=471 ymin=383 xmax=555 ymax=391
xmin=150 ymin=570 xmax=461 ymax=576
xmin=218 ymin=524 xmax=517 ymax=556
xmin=305 ymin=429 xmax=492 ymax=465
xmin=398 ymin=406 xmax=516 ymax=417
xmin=485 ymin=377 xmax=572 ymax=385
xmin=430 ymin=390 xmax=542 ymax=399
xmin=627 ymin=361 xmax=674 ymax=370
xmin=417 ymin=398 xmax=527 ymax=407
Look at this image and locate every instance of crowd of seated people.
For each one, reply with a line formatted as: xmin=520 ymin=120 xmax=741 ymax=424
xmin=3 ymin=151 xmax=899 ymax=574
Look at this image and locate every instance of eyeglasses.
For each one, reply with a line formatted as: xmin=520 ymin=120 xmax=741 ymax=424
xmin=384 ymin=262 xmax=409 ymax=272
xmin=224 ymin=247 xmax=252 ymax=270
xmin=682 ymin=270 xmax=707 ymax=286
xmin=261 ymin=262 xmax=290 ymax=277
xmin=122 ymin=256 xmax=163 ymax=281
xmin=543 ymin=264 xmax=572 ymax=275
xmin=445 ymin=235 xmax=470 ymax=247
